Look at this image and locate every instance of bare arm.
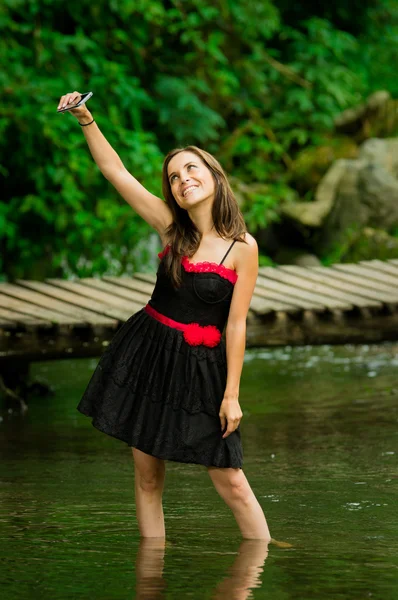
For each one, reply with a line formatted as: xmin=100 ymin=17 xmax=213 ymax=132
xmin=57 ymin=91 xmax=173 ymax=236
xmin=219 ymin=234 xmax=258 ymax=438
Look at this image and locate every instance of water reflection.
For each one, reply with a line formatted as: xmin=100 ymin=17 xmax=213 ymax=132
xmin=135 ymin=538 xmax=166 ymax=599
xmin=134 ymin=539 xmax=269 ymax=600
xmin=211 ymin=540 xmax=269 ymax=600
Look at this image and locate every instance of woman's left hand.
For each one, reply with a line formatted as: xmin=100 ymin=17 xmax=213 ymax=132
xmin=219 ymin=397 xmax=243 ymax=439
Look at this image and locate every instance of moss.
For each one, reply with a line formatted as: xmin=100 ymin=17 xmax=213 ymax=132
xmin=290 ymin=136 xmax=359 ymax=195
xmin=323 ymin=227 xmax=398 ymax=264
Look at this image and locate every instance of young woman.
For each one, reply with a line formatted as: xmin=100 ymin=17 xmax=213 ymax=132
xmin=58 ymin=91 xmax=271 ymax=541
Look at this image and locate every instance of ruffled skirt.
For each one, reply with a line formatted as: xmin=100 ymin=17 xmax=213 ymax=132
xmin=77 ymin=309 xmax=243 ymax=468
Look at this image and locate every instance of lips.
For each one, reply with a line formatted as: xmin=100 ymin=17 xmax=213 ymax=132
xmin=182 ymin=185 xmax=199 ymax=197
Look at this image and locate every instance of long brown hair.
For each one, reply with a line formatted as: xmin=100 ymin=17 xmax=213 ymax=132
xmin=162 ymin=146 xmax=247 ymax=286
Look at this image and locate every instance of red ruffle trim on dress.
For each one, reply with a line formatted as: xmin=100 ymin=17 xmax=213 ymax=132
xmin=181 ymin=256 xmax=238 ymax=284
xmin=144 ymin=304 xmax=221 ymax=347
xmin=157 ymin=246 xmax=171 ymax=260
xmin=158 ymin=245 xmax=238 ymax=284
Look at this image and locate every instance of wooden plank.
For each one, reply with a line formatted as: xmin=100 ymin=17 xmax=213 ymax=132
xmin=17 ymin=281 xmax=131 ymax=322
xmin=255 ymin=278 xmax=325 ymax=311
xmin=249 ymin=295 xmax=293 ymax=315
xmin=249 ymin=296 xmax=272 ymax=314
xmin=46 ymin=279 xmax=143 ymax=314
xmin=133 ymin=272 xmax=157 ymax=284
xmin=257 ymin=271 xmax=328 ymax=311
xmin=332 ymin=264 xmax=398 ymax=291
xmin=246 ymin=309 xmax=398 ymax=347
xmin=0 ymin=292 xmax=79 ymax=325
xmin=103 ymin=276 xmax=155 ymax=295
xmin=0 ymin=313 xmax=16 ymax=326
xmin=311 ymin=267 xmax=398 ymax=304
xmin=260 ymin=267 xmax=353 ymax=310
xmin=388 ymin=259 xmax=398 ymax=266
xmin=0 ymin=282 xmax=116 ymax=326
xmin=252 ymin=288 xmax=302 ymax=313
xmin=360 ymin=260 xmax=398 ymax=278
xmin=0 ymin=306 xmax=49 ymax=326
xmin=81 ymin=278 xmax=149 ymax=304
xmin=278 ymin=266 xmax=382 ymax=308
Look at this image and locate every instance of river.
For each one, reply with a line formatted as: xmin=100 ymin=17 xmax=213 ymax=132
xmin=1 ymin=343 xmax=397 ymax=599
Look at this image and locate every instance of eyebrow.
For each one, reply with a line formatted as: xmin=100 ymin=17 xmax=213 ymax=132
xmin=168 ymin=162 xmax=197 ymax=181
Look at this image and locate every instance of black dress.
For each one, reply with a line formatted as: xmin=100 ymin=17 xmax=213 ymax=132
xmin=77 ymin=241 xmax=243 ymax=468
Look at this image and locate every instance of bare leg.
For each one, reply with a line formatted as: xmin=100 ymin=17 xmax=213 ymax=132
xmin=208 ymin=467 xmax=271 ymax=541
xmin=132 ymin=448 xmax=166 ymax=538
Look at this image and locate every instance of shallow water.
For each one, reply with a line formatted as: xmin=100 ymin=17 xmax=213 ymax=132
xmin=1 ymin=343 xmax=397 ymax=599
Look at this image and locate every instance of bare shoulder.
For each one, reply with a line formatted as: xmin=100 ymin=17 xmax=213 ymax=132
xmin=241 ymin=232 xmax=258 ymax=251
xmin=235 ymin=233 xmax=258 ymax=265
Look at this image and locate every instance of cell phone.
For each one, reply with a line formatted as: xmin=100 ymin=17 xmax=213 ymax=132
xmin=57 ymin=91 xmax=93 ymax=113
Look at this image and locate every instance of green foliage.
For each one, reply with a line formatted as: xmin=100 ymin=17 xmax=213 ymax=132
xmin=243 ymin=184 xmax=297 ymax=233
xmin=0 ymin=0 xmax=397 ymax=279
xmin=356 ymin=0 xmax=398 ymax=96
xmin=258 ymin=254 xmax=275 ymax=267
xmin=322 ymin=227 xmax=398 ymax=264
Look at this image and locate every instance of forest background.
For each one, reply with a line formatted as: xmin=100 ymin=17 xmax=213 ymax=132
xmin=1 ymin=0 xmax=398 ymax=281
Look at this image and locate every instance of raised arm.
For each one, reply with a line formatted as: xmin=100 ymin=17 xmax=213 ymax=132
xmin=57 ymin=91 xmax=173 ymax=237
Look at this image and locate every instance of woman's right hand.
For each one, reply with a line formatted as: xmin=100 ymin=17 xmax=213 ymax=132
xmin=57 ymin=91 xmax=91 ymax=120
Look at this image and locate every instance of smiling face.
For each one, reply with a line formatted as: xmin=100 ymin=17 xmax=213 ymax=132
xmin=167 ymin=151 xmax=216 ymax=210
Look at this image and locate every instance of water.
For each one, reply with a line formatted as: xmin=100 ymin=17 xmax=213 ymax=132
xmin=1 ymin=344 xmax=397 ymax=599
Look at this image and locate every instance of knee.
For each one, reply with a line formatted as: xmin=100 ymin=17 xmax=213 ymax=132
xmin=224 ymin=472 xmax=253 ymax=506
xmin=136 ymin=465 xmax=164 ymax=494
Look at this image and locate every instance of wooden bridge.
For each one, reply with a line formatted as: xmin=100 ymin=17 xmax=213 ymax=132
xmin=1 ymin=259 xmax=398 ymax=364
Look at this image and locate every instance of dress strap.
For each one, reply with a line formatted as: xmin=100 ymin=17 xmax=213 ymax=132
xmin=219 ymin=240 xmax=237 ymax=265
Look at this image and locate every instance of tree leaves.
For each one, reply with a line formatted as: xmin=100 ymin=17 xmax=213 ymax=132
xmin=1 ymin=0 xmax=397 ymax=279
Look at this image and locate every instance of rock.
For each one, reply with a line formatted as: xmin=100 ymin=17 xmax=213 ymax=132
xmin=273 ymin=248 xmax=322 ymax=266
xmin=255 ymin=93 xmax=398 ymax=262
xmin=359 ymin=138 xmax=398 ymax=176
xmin=359 ymin=163 xmax=398 ymax=228
xmin=293 ymin=254 xmax=322 ymax=267
xmin=334 ymin=91 xmax=398 ymax=142
xmin=280 ymin=136 xmax=398 ymax=256
xmin=334 ymin=91 xmax=390 ymax=130
xmin=282 ymin=159 xmax=348 ymax=227
xmin=290 ymin=137 xmax=358 ymax=193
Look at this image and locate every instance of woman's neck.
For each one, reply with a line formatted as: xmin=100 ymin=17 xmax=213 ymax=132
xmin=187 ymin=200 xmax=214 ymax=236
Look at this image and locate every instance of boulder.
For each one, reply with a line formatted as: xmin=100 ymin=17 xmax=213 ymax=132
xmin=273 ymin=248 xmax=322 ymax=266
xmin=280 ymin=137 xmax=398 ymax=255
xmin=282 ymin=159 xmax=348 ymax=228
xmin=359 ymin=163 xmax=398 ymax=228
xmin=293 ymin=253 xmax=322 ymax=267
xmin=290 ymin=137 xmax=358 ymax=193
xmin=334 ymin=91 xmax=398 ymax=142
xmin=359 ymin=138 xmax=398 ymax=176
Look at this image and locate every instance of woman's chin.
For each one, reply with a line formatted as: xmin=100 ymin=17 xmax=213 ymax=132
xmin=181 ymin=195 xmax=213 ymax=211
